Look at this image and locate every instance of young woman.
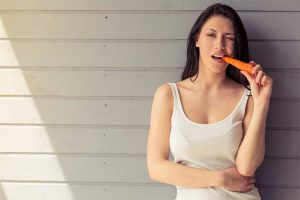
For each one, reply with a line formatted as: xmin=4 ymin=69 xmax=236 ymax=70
xmin=147 ymin=3 xmax=273 ymax=200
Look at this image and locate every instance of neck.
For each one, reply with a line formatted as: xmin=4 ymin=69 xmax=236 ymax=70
xmin=191 ymin=62 xmax=230 ymax=93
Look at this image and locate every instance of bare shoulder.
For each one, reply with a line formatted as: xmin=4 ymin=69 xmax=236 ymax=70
xmin=232 ymin=80 xmax=254 ymax=116
xmin=147 ymin=83 xmax=175 ymax=163
xmin=147 ymin=83 xmax=174 ymax=156
xmin=153 ymin=83 xmax=173 ymax=107
xmin=151 ymin=83 xmax=174 ymax=120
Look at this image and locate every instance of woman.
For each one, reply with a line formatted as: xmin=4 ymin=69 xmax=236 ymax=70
xmin=147 ymin=3 xmax=273 ymax=200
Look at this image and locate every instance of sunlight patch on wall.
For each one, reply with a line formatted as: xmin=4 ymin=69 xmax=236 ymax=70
xmin=0 ymin=15 xmax=75 ymax=200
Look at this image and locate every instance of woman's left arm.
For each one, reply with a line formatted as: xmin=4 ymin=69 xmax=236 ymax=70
xmin=235 ymin=61 xmax=273 ymax=177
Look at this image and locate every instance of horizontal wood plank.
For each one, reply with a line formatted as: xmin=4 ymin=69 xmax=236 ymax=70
xmin=0 ymin=69 xmax=297 ymax=98
xmin=0 ymin=12 xmax=298 ymax=40
xmin=0 ymin=98 xmax=297 ymax=128
xmin=256 ymin=159 xmax=300 ymax=186
xmin=0 ymin=126 xmax=148 ymax=154
xmin=267 ymin=101 xmax=300 ymax=129
xmin=1 ymin=182 xmax=299 ymax=200
xmin=265 ymin=130 xmax=300 ymax=158
xmin=0 ymin=0 xmax=298 ymax=11
xmin=0 ymin=41 xmax=298 ymax=68
xmin=0 ymin=126 xmax=298 ymax=158
xmin=0 ymin=156 xmax=298 ymax=186
xmin=0 ymin=155 xmax=151 ymax=182
xmin=0 ymin=182 xmax=176 ymax=200
xmin=259 ymin=187 xmax=300 ymax=200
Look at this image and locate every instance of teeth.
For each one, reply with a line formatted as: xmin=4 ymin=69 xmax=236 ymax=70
xmin=213 ymin=55 xmax=224 ymax=58
xmin=212 ymin=55 xmax=223 ymax=59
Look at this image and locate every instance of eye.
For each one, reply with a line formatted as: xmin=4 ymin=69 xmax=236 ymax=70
xmin=207 ymin=33 xmax=215 ymax=37
xmin=227 ymin=37 xmax=235 ymax=41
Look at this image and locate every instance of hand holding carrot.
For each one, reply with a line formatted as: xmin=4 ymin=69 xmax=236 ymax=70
xmin=239 ymin=60 xmax=273 ymax=105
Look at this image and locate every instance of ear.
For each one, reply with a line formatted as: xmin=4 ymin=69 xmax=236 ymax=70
xmin=195 ymin=35 xmax=200 ymax=47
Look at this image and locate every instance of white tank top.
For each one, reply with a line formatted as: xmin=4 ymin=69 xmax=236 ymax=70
xmin=168 ymin=82 xmax=261 ymax=200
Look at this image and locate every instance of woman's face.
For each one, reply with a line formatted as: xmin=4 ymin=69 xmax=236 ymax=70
xmin=196 ymin=15 xmax=235 ymax=73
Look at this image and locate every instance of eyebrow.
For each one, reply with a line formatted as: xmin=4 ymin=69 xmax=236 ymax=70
xmin=207 ymin=28 xmax=235 ymax=35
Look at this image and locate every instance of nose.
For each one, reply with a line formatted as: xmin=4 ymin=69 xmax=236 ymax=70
xmin=214 ymin=37 xmax=225 ymax=50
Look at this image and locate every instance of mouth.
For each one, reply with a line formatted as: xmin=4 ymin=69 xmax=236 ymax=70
xmin=211 ymin=54 xmax=227 ymax=59
xmin=211 ymin=54 xmax=228 ymax=63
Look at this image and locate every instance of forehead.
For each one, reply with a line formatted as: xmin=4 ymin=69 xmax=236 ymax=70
xmin=201 ymin=15 xmax=234 ymax=33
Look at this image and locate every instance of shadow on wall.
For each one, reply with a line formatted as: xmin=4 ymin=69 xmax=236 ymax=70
xmin=0 ymin=12 xmax=152 ymax=200
xmin=0 ymin=184 xmax=7 ymax=200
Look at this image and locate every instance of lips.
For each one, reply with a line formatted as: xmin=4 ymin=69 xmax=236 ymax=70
xmin=211 ymin=54 xmax=228 ymax=63
xmin=211 ymin=54 xmax=227 ymax=60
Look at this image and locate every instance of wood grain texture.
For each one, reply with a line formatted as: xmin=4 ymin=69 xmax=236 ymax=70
xmin=0 ymin=0 xmax=298 ymax=11
xmin=0 ymin=12 xmax=298 ymax=40
xmin=0 ymin=41 xmax=298 ymax=68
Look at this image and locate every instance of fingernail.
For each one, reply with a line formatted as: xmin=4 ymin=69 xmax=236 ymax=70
xmin=252 ymin=74 xmax=256 ymax=78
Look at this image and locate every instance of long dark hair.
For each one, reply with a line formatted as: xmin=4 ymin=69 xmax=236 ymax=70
xmin=181 ymin=3 xmax=250 ymax=90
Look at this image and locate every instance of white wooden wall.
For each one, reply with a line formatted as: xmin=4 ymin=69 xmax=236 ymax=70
xmin=0 ymin=0 xmax=299 ymax=199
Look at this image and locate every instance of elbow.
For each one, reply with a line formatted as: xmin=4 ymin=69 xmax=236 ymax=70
xmin=148 ymin=166 xmax=163 ymax=182
xmin=236 ymin=157 xmax=264 ymax=177
xmin=147 ymin=167 xmax=156 ymax=180
xmin=236 ymin=162 xmax=256 ymax=177
xmin=237 ymin=168 xmax=256 ymax=177
xmin=147 ymin=159 xmax=167 ymax=182
xmin=236 ymin=163 xmax=261 ymax=177
xmin=147 ymin=161 xmax=160 ymax=181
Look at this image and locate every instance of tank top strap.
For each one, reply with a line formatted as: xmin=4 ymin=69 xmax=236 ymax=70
xmin=237 ymin=88 xmax=252 ymax=120
xmin=167 ymin=82 xmax=179 ymax=124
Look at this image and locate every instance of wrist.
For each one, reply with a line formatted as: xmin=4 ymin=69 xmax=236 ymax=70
xmin=254 ymin=101 xmax=270 ymax=112
xmin=254 ymin=99 xmax=270 ymax=109
xmin=213 ymin=170 xmax=224 ymax=187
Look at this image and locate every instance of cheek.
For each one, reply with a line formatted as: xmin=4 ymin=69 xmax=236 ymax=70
xmin=199 ymin=46 xmax=210 ymax=59
xmin=199 ymin=40 xmax=213 ymax=54
xmin=226 ymin=42 xmax=234 ymax=52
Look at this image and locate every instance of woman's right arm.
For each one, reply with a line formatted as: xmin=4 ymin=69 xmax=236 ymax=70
xmin=146 ymin=83 xmax=222 ymax=188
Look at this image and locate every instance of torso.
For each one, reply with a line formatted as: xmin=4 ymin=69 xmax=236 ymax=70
xmin=174 ymin=78 xmax=246 ymax=125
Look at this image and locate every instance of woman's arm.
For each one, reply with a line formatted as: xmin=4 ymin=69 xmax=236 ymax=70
xmin=236 ymin=63 xmax=273 ymax=177
xmin=235 ymin=96 xmax=269 ymax=176
xmin=147 ymin=84 xmax=221 ymax=188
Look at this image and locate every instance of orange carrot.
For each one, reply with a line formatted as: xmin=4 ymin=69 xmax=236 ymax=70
xmin=222 ymin=56 xmax=253 ymax=74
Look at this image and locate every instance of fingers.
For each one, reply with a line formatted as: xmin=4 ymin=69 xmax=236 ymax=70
xmin=248 ymin=177 xmax=256 ymax=184
xmin=240 ymin=182 xmax=255 ymax=193
xmin=261 ymin=74 xmax=268 ymax=87
xmin=244 ymin=184 xmax=255 ymax=192
xmin=240 ymin=188 xmax=252 ymax=193
xmin=238 ymin=177 xmax=256 ymax=193
xmin=241 ymin=61 xmax=270 ymax=88
xmin=251 ymin=64 xmax=262 ymax=78
xmin=255 ymin=71 xmax=265 ymax=87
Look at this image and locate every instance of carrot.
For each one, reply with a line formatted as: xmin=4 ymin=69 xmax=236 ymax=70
xmin=222 ymin=56 xmax=253 ymax=74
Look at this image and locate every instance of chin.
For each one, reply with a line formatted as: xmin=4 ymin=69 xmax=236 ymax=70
xmin=209 ymin=63 xmax=227 ymax=73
